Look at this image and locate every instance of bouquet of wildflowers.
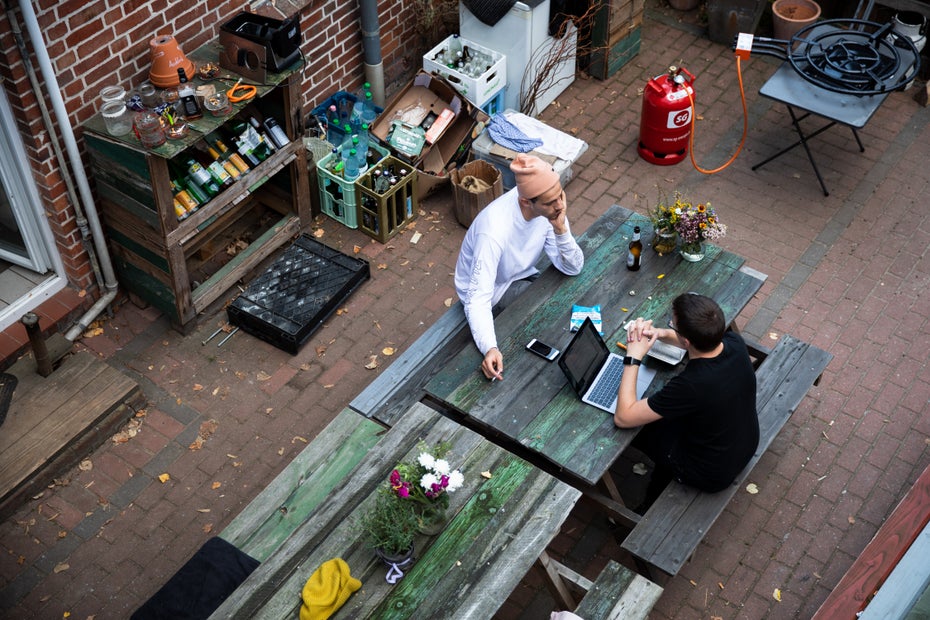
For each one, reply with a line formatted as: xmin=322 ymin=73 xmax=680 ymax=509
xmin=389 ymin=441 xmax=464 ymax=511
xmin=672 ymin=199 xmax=726 ymax=245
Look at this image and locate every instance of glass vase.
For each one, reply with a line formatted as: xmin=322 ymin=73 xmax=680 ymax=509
xmin=651 ymin=228 xmax=678 ymax=255
xmin=679 ymin=240 xmax=705 ymax=262
xmin=416 ymin=503 xmax=448 ymax=535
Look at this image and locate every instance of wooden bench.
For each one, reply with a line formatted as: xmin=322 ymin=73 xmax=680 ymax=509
xmin=621 ymin=334 xmax=833 ymax=579
xmin=811 ymin=460 xmax=930 ymax=619
xmin=573 ymin=560 xmax=663 ymax=620
xmin=349 ymin=301 xmax=471 ymax=427
xmin=220 ymin=407 xmax=384 ymax=561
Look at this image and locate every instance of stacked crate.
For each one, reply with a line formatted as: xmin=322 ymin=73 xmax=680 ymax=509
xmin=355 ymin=156 xmax=418 ymax=243
xmin=588 ymin=0 xmax=644 ymax=80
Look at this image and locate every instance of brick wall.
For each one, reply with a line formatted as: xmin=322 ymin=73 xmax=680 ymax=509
xmin=0 ymin=0 xmax=446 ymax=298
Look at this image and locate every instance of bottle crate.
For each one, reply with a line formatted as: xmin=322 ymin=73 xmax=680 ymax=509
xmin=355 ymin=156 xmax=419 ymax=243
xmin=316 ymin=142 xmax=389 ymax=228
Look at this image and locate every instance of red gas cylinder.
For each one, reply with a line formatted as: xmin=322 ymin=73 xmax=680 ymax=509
xmin=638 ymin=66 xmax=696 ymax=166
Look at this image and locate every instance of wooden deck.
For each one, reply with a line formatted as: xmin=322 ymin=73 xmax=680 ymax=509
xmin=0 ymin=348 xmax=144 ymax=519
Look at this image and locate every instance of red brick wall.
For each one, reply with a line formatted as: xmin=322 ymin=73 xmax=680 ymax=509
xmin=0 ymin=0 xmax=442 ymax=297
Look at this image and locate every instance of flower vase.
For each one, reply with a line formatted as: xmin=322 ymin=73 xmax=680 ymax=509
xmin=680 ymin=241 xmax=705 ymax=262
xmin=651 ymin=228 xmax=678 ymax=255
xmin=375 ymin=544 xmax=415 ymax=584
xmin=416 ymin=503 xmax=448 ymax=535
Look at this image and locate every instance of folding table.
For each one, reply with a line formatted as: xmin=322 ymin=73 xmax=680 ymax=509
xmin=752 ymin=23 xmax=919 ymax=196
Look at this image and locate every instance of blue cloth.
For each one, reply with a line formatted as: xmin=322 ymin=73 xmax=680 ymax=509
xmin=487 ymin=113 xmax=543 ymax=153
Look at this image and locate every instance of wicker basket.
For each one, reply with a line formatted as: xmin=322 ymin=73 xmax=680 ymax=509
xmin=450 ymin=159 xmax=503 ymax=228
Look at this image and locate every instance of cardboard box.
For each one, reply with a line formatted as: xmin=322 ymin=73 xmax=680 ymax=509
xmin=423 ymin=35 xmax=506 ymax=107
xmin=371 ymin=71 xmax=489 ymax=199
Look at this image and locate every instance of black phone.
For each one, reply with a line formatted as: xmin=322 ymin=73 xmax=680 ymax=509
xmin=526 ymin=339 xmax=559 ymax=361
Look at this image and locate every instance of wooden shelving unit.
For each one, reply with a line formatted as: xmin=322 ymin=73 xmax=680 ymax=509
xmin=82 ymin=42 xmax=310 ymax=329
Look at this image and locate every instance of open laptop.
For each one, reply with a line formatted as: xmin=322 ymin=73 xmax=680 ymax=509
xmin=558 ymin=317 xmax=657 ymax=413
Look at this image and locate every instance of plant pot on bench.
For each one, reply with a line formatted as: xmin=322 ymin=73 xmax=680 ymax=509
xmin=772 ymin=0 xmax=821 ymax=42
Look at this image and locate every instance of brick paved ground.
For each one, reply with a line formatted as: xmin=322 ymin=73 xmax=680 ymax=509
xmin=2 ymin=6 xmax=929 ymax=619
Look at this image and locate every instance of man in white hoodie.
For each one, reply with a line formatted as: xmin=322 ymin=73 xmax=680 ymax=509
xmin=454 ymin=154 xmax=584 ymax=381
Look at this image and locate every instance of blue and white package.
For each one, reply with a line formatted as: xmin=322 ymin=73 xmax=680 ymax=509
xmin=570 ymin=304 xmax=603 ymax=334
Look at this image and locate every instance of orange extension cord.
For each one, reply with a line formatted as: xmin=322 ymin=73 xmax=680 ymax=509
xmin=688 ymin=56 xmax=749 ymax=174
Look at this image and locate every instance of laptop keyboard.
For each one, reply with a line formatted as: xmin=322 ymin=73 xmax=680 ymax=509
xmin=588 ymin=356 xmax=624 ymax=409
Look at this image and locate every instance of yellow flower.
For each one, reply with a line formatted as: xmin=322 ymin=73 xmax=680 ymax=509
xmin=697 ymin=203 xmax=706 ymax=213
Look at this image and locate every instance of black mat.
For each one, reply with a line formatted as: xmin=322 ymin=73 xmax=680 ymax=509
xmin=131 ymin=537 xmax=259 ymax=620
xmin=462 ymin=0 xmax=517 ymax=26
xmin=0 ymin=373 xmax=16 ymax=426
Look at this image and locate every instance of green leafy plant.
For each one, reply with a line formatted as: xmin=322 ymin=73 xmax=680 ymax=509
xmin=358 ymin=489 xmax=419 ymax=556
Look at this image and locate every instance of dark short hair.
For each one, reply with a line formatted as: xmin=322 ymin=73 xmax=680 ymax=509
xmin=672 ymin=293 xmax=725 ymax=352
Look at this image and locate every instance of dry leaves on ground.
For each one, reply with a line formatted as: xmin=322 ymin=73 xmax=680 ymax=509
xmin=189 ymin=418 xmax=219 ymax=450
xmin=112 ymin=417 xmax=144 ymax=444
xmin=364 ymin=355 xmax=379 ymax=370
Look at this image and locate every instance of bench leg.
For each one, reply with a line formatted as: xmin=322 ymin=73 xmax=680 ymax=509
xmin=535 ymin=551 xmax=578 ymax=610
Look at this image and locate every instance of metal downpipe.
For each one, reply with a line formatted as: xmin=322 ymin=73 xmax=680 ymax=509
xmin=15 ymin=0 xmax=120 ymax=341
xmin=358 ymin=0 xmax=385 ymax=106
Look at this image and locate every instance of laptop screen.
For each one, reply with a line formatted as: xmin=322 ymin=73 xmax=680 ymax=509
xmin=558 ymin=317 xmax=610 ymax=395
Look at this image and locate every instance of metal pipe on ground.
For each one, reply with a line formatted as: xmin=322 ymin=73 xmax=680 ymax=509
xmin=21 ymin=313 xmax=52 ymax=377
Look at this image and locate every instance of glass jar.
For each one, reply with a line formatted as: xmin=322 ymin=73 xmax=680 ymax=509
xmin=101 ymin=101 xmax=132 ymax=136
xmin=134 ymin=111 xmax=165 ymax=148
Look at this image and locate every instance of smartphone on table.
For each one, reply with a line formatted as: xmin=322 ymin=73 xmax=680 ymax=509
xmin=526 ymin=339 xmax=559 ymax=361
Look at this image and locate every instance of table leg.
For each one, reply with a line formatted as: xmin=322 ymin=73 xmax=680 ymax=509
xmin=536 ymin=551 xmax=580 ymax=610
xmin=752 ymin=105 xmax=833 ymax=196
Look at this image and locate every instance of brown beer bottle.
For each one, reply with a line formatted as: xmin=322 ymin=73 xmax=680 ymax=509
xmin=627 ymin=226 xmax=642 ymax=271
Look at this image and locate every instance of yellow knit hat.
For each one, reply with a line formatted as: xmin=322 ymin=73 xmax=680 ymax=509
xmin=299 ymin=558 xmax=362 ymax=620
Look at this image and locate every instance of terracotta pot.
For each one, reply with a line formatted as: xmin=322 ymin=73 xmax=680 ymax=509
xmin=772 ymin=0 xmax=821 ymax=43
xmin=149 ymin=35 xmax=195 ymax=89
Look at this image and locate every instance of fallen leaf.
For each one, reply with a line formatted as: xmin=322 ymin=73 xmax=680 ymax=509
xmin=382 ymin=347 xmax=395 ymax=356
xmin=632 ymin=462 xmax=648 ymax=476
xmin=316 ymin=345 xmax=327 ymax=357
xmin=193 ymin=383 xmax=204 ymax=391
xmin=277 ymin=447 xmax=285 ymax=456
xmin=312 ymin=228 xmax=324 ymax=238
xmin=196 ymin=508 xmax=211 ymax=513
xmin=292 ymin=436 xmax=308 ymax=444
xmin=768 ymin=331 xmax=779 ymax=340
xmin=256 ymin=371 xmax=272 ymax=381
xmin=689 ymin=579 xmax=697 ymax=587
xmin=481 ymin=471 xmax=492 ymax=479
xmin=353 ymin=245 xmax=361 ymax=253
xmin=158 ymin=473 xmax=170 ymax=483
xmin=189 ymin=436 xmax=205 ymax=450
xmin=203 ymin=523 xmax=213 ymax=534
xmin=848 ymin=516 xmax=856 ymax=524
xmin=718 ymin=582 xmax=724 ymax=590
xmin=377 ymin=263 xmax=387 ymax=270
xmin=79 ymin=460 xmax=93 ymax=472
xmin=746 ymin=483 xmax=759 ymax=494
xmin=657 ymin=273 xmax=665 ymax=279
xmin=773 ymin=588 xmax=782 ymax=602
xmin=336 ymin=307 xmax=348 ymax=315
xmin=410 ymin=231 xmax=422 ymax=244
xmin=199 ymin=419 xmax=219 ymax=439
xmin=621 ymin=307 xmax=628 ymax=312
xmin=444 ymin=297 xmax=453 ymax=307
xmin=364 ymin=355 xmax=379 ymax=370
xmin=211 ymin=482 xmax=221 ymax=490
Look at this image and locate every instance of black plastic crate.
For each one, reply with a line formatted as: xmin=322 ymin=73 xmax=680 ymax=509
xmin=227 ymin=235 xmax=370 ymax=353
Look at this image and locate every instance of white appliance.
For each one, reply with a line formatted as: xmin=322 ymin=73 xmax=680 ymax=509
xmin=459 ymin=0 xmax=576 ymax=117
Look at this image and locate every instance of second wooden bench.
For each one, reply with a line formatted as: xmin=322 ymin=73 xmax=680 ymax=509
xmin=622 ymin=334 xmax=832 ymax=579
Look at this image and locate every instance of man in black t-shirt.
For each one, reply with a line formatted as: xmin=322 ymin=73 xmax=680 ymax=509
xmin=614 ymin=293 xmax=759 ymax=508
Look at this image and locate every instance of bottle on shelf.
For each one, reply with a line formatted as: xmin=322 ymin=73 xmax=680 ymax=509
xmin=627 ymin=226 xmax=642 ymax=271
xmin=185 ymin=158 xmax=221 ymax=197
xmin=176 ymin=68 xmax=203 ymax=120
xmin=206 ymin=143 xmax=242 ymax=181
xmin=192 ymin=144 xmax=234 ymax=187
xmin=263 ymin=116 xmax=290 ymax=149
xmin=231 ymin=120 xmax=271 ymax=162
xmin=249 ymin=117 xmax=277 ymax=154
xmin=181 ymin=175 xmax=209 ymax=205
xmin=170 ymin=180 xmax=197 ymax=220
xmin=214 ymin=138 xmax=251 ymax=175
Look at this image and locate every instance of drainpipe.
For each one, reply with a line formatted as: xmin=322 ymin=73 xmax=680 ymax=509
xmin=5 ymin=3 xmax=105 ymax=294
xmin=15 ymin=0 xmax=119 ymax=341
xmin=358 ymin=0 xmax=385 ymax=106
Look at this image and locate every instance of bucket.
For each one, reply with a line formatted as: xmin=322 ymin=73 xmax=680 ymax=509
xmin=893 ymin=11 xmax=927 ymax=53
xmin=450 ymin=159 xmax=503 ymax=228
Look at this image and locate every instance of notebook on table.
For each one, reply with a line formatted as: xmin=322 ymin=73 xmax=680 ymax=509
xmin=558 ymin=317 xmax=657 ymax=413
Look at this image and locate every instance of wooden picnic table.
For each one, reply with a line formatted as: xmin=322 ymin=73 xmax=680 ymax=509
xmin=209 ymin=402 xmax=581 ymax=619
xmin=424 ymin=205 xmax=766 ymax=504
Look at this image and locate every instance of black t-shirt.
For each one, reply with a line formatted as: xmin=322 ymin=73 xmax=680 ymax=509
xmin=646 ymin=331 xmax=759 ymax=492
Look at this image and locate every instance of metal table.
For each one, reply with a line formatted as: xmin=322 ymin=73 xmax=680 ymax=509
xmin=753 ymin=23 xmax=919 ymax=196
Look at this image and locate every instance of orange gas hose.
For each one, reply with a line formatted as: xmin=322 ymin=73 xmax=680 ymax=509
xmin=688 ymin=56 xmax=749 ymax=174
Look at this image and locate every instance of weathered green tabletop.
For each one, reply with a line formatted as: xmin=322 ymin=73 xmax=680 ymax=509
xmin=209 ymin=402 xmax=581 ymax=619
xmin=424 ymin=204 xmax=766 ymax=488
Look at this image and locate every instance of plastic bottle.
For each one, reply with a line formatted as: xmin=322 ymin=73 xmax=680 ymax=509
xmin=361 ymin=91 xmax=378 ymax=125
xmin=344 ymin=148 xmax=360 ymax=180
